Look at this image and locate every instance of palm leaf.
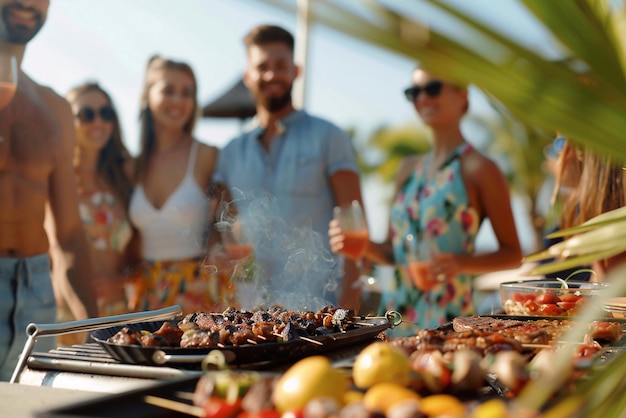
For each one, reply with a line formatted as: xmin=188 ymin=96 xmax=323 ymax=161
xmin=527 ymin=248 xmax=623 ymax=276
xmin=261 ymin=0 xmax=626 ymax=161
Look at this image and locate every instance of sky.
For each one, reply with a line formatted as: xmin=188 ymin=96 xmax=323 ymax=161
xmin=22 ymin=0 xmax=553 ymax=252
xmin=24 ymin=0 xmax=417 ymax=153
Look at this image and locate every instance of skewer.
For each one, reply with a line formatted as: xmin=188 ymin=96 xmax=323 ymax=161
xmin=349 ymin=321 xmax=375 ymax=327
xmin=521 ymin=343 xmax=554 ymax=349
xmin=246 ymin=339 xmax=258 ymax=345
xmin=299 ymin=336 xmax=323 ymax=345
xmin=144 ymin=395 xmax=203 ymax=417
xmin=256 ymin=335 xmax=267 ymax=341
xmin=522 ymin=340 xmax=595 ymax=349
xmin=175 ymin=391 xmax=195 ymax=401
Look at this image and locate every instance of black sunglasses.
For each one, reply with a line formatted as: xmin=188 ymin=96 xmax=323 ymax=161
xmin=75 ymin=105 xmax=116 ymax=123
xmin=403 ymin=80 xmax=444 ymax=102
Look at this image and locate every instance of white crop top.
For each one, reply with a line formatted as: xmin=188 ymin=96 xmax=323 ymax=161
xmin=129 ymin=141 xmax=211 ymax=261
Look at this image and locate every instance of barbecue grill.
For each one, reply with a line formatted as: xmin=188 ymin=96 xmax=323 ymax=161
xmin=13 ymin=305 xmax=390 ymax=393
xmin=12 ymin=306 xmax=190 ymax=392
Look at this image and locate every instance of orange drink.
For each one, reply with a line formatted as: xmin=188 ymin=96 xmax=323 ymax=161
xmin=342 ymin=229 xmax=369 ymax=259
xmin=408 ymin=261 xmax=431 ymax=291
xmin=224 ymin=242 xmax=254 ymax=259
xmin=0 ymin=82 xmax=16 ymax=109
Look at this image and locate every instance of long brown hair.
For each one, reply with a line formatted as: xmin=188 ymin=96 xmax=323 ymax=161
xmin=66 ymin=82 xmax=134 ymax=210
xmin=559 ymin=141 xmax=626 ymax=229
xmin=135 ymin=55 xmax=199 ymax=182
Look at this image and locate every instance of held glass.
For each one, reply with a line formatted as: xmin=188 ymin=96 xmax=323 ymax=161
xmin=405 ymin=233 xmax=440 ymax=290
xmin=0 ymin=54 xmax=17 ymax=110
xmin=333 ymin=200 xmax=369 ymax=260
xmin=333 ymin=200 xmax=376 ymax=293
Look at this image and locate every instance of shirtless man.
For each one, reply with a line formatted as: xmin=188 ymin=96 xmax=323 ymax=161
xmin=0 ymin=0 xmax=97 ymax=381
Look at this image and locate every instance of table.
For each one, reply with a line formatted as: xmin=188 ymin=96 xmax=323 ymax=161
xmin=0 ymin=383 xmax=103 ymax=418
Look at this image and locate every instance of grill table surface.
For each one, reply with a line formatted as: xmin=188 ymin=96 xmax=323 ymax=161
xmin=0 ymin=382 xmax=103 ymax=418
xmin=18 ymin=343 xmax=201 ymax=393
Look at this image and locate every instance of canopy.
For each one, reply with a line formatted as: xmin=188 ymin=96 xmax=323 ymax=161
xmin=202 ymin=78 xmax=256 ymax=119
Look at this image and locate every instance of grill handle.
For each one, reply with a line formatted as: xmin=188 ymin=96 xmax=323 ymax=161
xmin=26 ymin=305 xmax=183 ymax=337
xmin=10 ymin=305 xmax=183 ymax=384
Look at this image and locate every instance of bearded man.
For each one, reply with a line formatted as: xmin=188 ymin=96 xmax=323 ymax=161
xmin=213 ymin=25 xmax=364 ymax=312
xmin=0 ymin=0 xmax=96 ymax=381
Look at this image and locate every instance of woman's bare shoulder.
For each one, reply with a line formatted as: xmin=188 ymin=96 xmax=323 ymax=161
xmin=196 ymin=143 xmax=219 ymax=163
xmin=461 ymin=148 xmax=501 ymax=176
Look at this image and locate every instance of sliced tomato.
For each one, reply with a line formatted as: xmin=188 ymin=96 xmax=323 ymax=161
xmin=557 ymin=301 xmax=578 ymax=312
xmin=535 ymin=293 xmax=561 ymax=305
xmin=538 ymin=304 xmax=565 ymax=316
xmin=513 ymin=292 xmax=536 ymax=303
xmin=559 ymin=294 xmax=583 ymax=303
xmin=522 ymin=299 xmax=540 ymax=314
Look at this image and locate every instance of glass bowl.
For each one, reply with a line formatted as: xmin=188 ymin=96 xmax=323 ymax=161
xmin=500 ymin=280 xmax=609 ymax=317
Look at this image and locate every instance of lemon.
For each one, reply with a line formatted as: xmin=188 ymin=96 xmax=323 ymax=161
xmin=362 ymin=381 xmax=420 ymax=414
xmin=272 ymin=356 xmax=348 ymax=413
xmin=471 ymin=398 xmax=509 ymax=418
xmin=419 ymin=394 xmax=466 ymax=417
xmin=352 ymin=341 xmax=411 ymax=389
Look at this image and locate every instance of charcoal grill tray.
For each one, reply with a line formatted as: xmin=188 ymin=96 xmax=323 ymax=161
xmin=91 ymin=317 xmax=390 ymax=367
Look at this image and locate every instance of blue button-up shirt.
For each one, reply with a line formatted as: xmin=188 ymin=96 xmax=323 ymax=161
xmin=214 ymin=110 xmax=359 ymax=308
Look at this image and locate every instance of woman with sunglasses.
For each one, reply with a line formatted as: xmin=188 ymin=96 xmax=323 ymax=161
xmin=128 ymin=55 xmax=236 ymax=314
xmin=52 ymin=82 xmax=136 ymax=325
xmin=330 ymin=67 xmax=522 ymax=333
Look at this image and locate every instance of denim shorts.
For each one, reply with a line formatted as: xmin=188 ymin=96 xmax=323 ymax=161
xmin=0 ymin=254 xmax=57 ymax=381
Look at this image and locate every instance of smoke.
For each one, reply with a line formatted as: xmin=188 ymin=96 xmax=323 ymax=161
xmin=209 ymin=188 xmax=342 ymax=311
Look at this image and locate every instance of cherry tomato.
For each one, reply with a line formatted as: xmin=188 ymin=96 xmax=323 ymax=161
xmin=281 ymin=410 xmax=304 ymax=418
xmin=204 ymin=397 xmax=242 ymax=418
xmin=535 ymin=293 xmax=561 ymax=305
xmin=237 ymin=410 xmax=281 ymax=418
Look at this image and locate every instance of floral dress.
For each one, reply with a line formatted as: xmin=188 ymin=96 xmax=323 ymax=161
xmin=380 ymin=142 xmax=480 ymax=334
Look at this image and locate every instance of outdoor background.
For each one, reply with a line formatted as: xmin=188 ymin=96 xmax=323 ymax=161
xmin=23 ymin=0 xmax=556 ymax=255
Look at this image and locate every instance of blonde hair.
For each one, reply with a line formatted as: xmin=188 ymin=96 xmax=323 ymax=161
xmin=559 ymin=142 xmax=626 ymax=229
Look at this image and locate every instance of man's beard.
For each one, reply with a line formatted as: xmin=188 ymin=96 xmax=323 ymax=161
xmin=0 ymin=4 xmax=44 ymax=44
xmin=258 ymin=85 xmax=293 ymax=113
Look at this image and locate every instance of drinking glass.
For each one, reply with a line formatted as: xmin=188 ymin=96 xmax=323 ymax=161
xmin=0 ymin=54 xmax=17 ymax=110
xmin=216 ymin=221 xmax=255 ymax=284
xmin=405 ymin=232 xmax=441 ymax=291
xmin=333 ymin=200 xmax=373 ymax=286
xmin=221 ymin=221 xmax=254 ymax=261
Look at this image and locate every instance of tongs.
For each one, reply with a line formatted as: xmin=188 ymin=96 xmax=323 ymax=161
xmin=9 ymin=305 xmax=183 ymax=383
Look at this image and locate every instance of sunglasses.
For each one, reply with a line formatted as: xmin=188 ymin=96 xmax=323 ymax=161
xmin=75 ymin=106 xmax=116 ymax=123
xmin=403 ymin=80 xmax=444 ymax=102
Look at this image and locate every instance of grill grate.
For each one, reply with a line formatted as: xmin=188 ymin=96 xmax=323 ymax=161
xmin=23 ymin=343 xmax=200 ymax=382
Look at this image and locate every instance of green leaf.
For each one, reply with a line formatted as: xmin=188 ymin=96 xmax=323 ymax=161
xmin=528 ymin=247 xmax=624 ymax=276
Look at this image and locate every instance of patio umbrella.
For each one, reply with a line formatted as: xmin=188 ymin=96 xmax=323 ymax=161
xmin=202 ymin=78 xmax=256 ymax=120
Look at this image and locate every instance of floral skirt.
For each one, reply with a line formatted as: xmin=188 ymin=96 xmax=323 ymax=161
xmin=130 ymin=258 xmax=238 ymax=314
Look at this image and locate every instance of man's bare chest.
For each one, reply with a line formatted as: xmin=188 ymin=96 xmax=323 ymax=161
xmin=0 ymin=94 xmax=58 ymax=174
